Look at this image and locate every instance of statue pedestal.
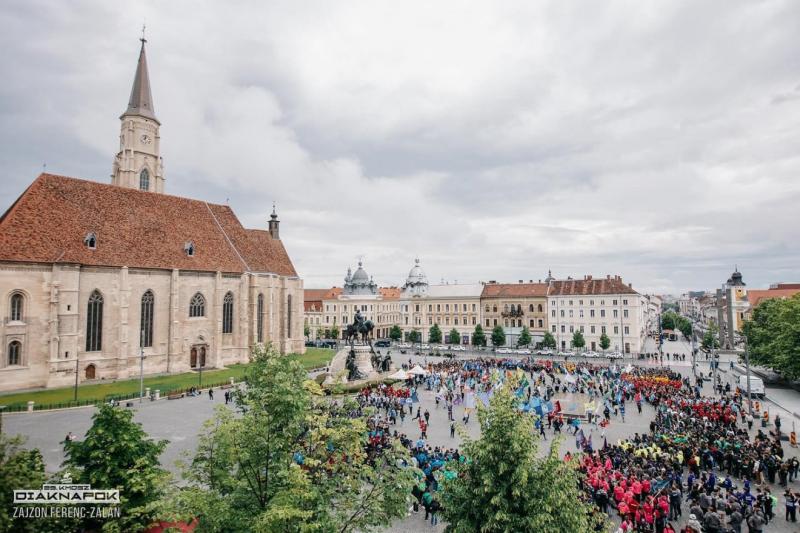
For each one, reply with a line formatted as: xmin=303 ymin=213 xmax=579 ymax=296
xmin=351 ymin=344 xmax=374 ymax=377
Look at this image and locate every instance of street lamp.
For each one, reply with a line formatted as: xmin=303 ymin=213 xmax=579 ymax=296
xmin=74 ymin=354 xmax=80 ymax=402
xmin=139 ymin=330 xmax=146 ymax=402
xmin=744 ymin=337 xmax=753 ymax=418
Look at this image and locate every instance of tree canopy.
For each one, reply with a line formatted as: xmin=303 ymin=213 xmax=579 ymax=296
xmin=491 ymin=325 xmax=506 ymax=347
xmin=571 ymin=331 xmax=586 ymax=350
xmin=429 ymin=323 xmax=443 ymax=344
xmin=743 ymin=294 xmax=800 ymax=379
xmin=440 ymin=386 xmax=604 ymax=532
xmin=661 ymin=311 xmax=692 ymax=339
xmin=518 ymin=326 xmax=532 ymax=347
xmin=162 ymin=344 xmax=414 ymax=532
xmin=448 ymin=328 xmax=461 ymax=345
xmin=63 ymin=403 xmax=169 ymax=532
xmin=0 ymin=434 xmax=47 ymax=533
xmin=409 ymin=329 xmax=421 ymax=343
xmin=389 ymin=325 xmax=403 ymax=341
xmin=599 ymin=332 xmax=611 ymax=351
xmin=542 ymin=331 xmax=556 ymax=349
xmin=472 ymin=324 xmax=487 ymax=347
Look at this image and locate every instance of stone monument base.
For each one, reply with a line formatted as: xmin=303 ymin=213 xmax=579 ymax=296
xmin=322 ymin=343 xmax=394 ymax=387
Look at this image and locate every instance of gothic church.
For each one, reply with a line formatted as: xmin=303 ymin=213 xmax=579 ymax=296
xmin=0 ymin=38 xmax=304 ymax=392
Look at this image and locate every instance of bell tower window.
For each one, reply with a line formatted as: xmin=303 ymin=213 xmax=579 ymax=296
xmin=139 ymin=168 xmax=150 ymax=191
xmin=84 ymin=232 xmax=97 ymax=249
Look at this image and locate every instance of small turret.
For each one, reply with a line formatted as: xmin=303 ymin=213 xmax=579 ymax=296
xmin=268 ymin=203 xmax=280 ymax=239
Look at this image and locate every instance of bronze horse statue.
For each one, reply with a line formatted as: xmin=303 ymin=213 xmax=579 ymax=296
xmin=345 ymin=319 xmax=374 ymax=345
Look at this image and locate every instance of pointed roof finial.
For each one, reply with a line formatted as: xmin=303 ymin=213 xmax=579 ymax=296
xmin=270 ymin=202 xmax=278 ymax=219
xmin=123 ymin=31 xmax=158 ymax=123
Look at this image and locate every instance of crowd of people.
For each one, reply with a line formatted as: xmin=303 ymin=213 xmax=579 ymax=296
xmin=347 ymin=354 xmax=800 ymax=532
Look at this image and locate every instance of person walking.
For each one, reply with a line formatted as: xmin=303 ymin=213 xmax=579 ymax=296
xmin=450 ymin=422 xmax=455 ymax=438
xmin=208 ymin=387 xmax=214 ymax=400
xmin=785 ymin=489 xmax=797 ymax=522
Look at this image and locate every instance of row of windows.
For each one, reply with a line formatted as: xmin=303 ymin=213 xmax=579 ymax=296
xmin=552 ymin=309 xmax=630 ymax=318
xmin=551 ymin=324 xmax=630 ymax=335
xmin=484 ymin=318 xmax=545 ymax=328
xmin=484 ymin=303 xmax=545 ymax=314
xmin=553 ymin=298 xmax=630 ymax=307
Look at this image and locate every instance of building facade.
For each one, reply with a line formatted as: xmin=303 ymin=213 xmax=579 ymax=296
xmin=480 ymin=282 xmax=548 ymax=346
xmin=547 ymin=275 xmax=646 ymax=353
xmin=0 ymin=39 xmax=303 ymax=392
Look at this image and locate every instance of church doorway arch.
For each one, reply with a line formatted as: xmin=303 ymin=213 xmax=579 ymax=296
xmin=191 ymin=345 xmax=207 ymax=368
xmin=85 ymin=364 xmax=96 ymax=380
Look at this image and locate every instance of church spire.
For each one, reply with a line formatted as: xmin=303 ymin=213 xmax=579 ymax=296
xmin=123 ymin=30 xmax=158 ymax=123
xmin=111 ymin=32 xmax=164 ymax=193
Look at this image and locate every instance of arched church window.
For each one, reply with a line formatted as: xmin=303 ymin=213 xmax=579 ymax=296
xmin=222 ymin=292 xmax=234 ymax=334
xmin=189 ymin=293 xmax=205 ymax=317
xmin=10 ymin=292 xmax=23 ymax=321
xmin=140 ymin=290 xmax=154 ymax=347
xmin=86 ymin=290 xmax=103 ymax=352
xmin=7 ymin=341 xmax=21 ymax=366
xmin=139 ymin=168 xmax=150 ymax=191
xmin=84 ymin=232 xmax=97 ymax=249
xmin=257 ymin=293 xmax=264 ymax=343
xmin=184 ymin=241 xmax=195 ymax=257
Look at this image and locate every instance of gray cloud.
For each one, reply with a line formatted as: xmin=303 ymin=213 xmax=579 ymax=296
xmin=1 ymin=0 xmax=799 ymax=294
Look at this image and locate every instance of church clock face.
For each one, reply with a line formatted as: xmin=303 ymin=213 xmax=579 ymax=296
xmin=140 ymin=134 xmax=152 ymax=145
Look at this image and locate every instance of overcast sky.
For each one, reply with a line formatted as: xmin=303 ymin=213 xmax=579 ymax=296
xmin=1 ymin=1 xmax=798 ymax=295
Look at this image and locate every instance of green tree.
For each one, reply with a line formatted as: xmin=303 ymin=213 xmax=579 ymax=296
xmin=571 ymin=330 xmax=586 ymax=350
xmin=440 ymin=386 xmax=604 ymax=532
xmin=389 ymin=324 xmax=403 ymax=342
xmin=330 ymin=324 xmax=340 ymax=340
xmin=303 ymin=323 xmax=311 ymax=340
xmin=429 ymin=323 xmax=443 ymax=344
xmin=63 ymin=403 xmax=169 ymax=532
xmin=491 ymin=325 xmax=506 ymax=347
xmin=448 ymin=328 xmax=461 ymax=345
xmin=0 ymin=434 xmax=47 ymax=533
xmin=163 ymin=344 xmax=414 ymax=532
xmin=661 ymin=311 xmax=678 ymax=331
xmin=518 ymin=326 xmax=532 ymax=347
xmin=599 ymin=332 xmax=611 ymax=351
xmin=743 ymin=294 xmax=800 ymax=378
xmin=408 ymin=329 xmax=421 ymax=343
xmin=701 ymin=323 xmax=720 ymax=350
xmin=472 ymin=324 xmax=487 ymax=347
xmin=542 ymin=331 xmax=557 ymax=349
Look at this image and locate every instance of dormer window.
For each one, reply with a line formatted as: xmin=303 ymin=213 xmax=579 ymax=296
xmin=84 ymin=232 xmax=97 ymax=249
xmin=184 ymin=241 xmax=195 ymax=257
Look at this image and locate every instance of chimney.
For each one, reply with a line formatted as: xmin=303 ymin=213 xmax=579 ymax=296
xmin=586 ymin=275 xmax=592 ymax=280
xmin=607 ymin=275 xmax=611 ymax=280
xmin=519 ymin=279 xmax=523 ymax=284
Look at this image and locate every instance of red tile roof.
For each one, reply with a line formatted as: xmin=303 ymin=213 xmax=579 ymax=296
xmin=548 ymin=277 xmax=638 ymax=296
xmin=481 ymin=283 xmax=548 ymax=298
xmin=379 ymin=287 xmax=401 ymax=299
xmin=746 ymin=288 xmax=800 ymax=308
xmin=0 ymin=173 xmax=297 ymax=276
xmin=303 ymin=288 xmax=342 ymax=302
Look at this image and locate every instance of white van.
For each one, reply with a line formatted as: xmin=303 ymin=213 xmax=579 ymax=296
xmin=738 ymin=375 xmax=765 ymax=398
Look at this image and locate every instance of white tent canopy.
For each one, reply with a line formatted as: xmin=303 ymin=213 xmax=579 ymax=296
xmin=408 ymin=365 xmax=428 ymax=376
xmin=388 ymin=369 xmax=409 ymax=380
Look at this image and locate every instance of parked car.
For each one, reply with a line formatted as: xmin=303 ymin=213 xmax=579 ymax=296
xmin=397 ymin=342 xmax=412 ymax=349
xmin=583 ymin=351 xmax=599 ymax=358
xmin=452 ymin=345 xmax=467 ymax=351
xmin=496 ymin=347 xmax=512 ymax=354
xmin=536 ymin=349 xmax=553 ymax=356
xmin=557 ymin=351 xmax=575 ymax=357
xmin=516 ymin=348 xmax=532 ymax=355
xmin=373 ymin=339 xmax=391 ymax=348
xmin=607 ymin=351 xmax=623 ymax=359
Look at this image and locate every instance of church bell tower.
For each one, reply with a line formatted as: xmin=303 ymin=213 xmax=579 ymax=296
xmin=111 ymin=32 xmax=165 ymax=193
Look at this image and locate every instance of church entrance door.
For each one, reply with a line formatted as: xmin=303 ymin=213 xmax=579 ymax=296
xmin=191 ymin=345 xmax=207 ymax=369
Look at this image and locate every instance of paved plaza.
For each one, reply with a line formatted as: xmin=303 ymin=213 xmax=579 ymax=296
xmin=5 ymin=340 xmax=800 ymax=532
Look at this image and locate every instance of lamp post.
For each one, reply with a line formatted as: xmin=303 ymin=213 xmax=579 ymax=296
xmin=74 ymin=354 xmax=79 ymax=401
xmin=139 ymin=330 xmax=146 ymax=403
xmin=744 ymin=337 xmax=753 ymax=418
